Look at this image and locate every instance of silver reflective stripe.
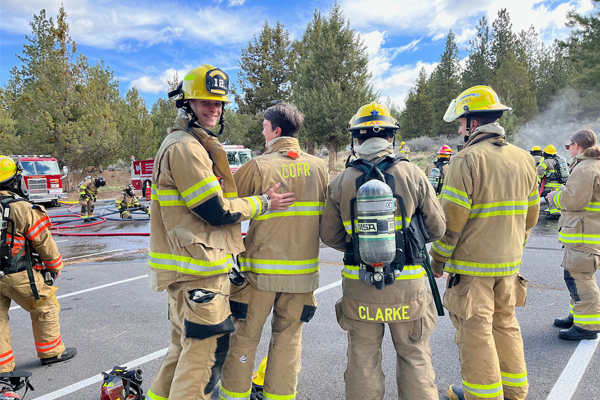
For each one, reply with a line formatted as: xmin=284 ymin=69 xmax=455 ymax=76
xmin=219 ymin=385 xmax=251 ymax=400
xmin=239 ymin=258 xmax=319 ymax=273
xmin=463 ymin=381 xmax=503 ymax=397
xmin=342 ymin=265 xmax=360 ymax=279
xmin=149 ymin=252 xmax=231 ymax=275
xmin=182 ymin=179 xmax=220 ymax=205
xmin=469 ymin=203 xmax=528 ymax=217
xmin=501 ymin=372 xmax=528 ymax=386
xmin=432 ymin=241 xmax=454 ymax=257
xmin=445 ymin=260 xmax=521 ymax=275
xmin=257 ymin=204 xmax=323 ymax=218
xmin=0 ymin=350 xmax=13 ymax=363
xmin=585 ymin=202 xmax=600 ymax=212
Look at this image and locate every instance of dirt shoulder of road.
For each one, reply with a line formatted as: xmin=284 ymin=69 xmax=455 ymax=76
xmin=65 ymin=171 xmax=137 ymax=201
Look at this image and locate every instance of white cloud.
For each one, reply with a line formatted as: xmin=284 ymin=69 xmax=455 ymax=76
xmin=374 ymin=61 xmax=438 ymax=109
xmin=0 ymin=0 xmax=262 ymax=49
xmin=130 ymin=67 xmax=190 ymax=94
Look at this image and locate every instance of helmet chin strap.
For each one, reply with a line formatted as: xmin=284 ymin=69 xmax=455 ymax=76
xmin=186 ymin=102 xmax=225 ymax=137
xmin=464 ymin=115 xmax=472 ymax=143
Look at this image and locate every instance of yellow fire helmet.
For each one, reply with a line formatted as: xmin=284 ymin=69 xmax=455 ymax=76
xmin=544 ymin=144 xmax=557 ymax=155
xmin=0 ymin=156 xmax=18 ymax=184
xmin=252 ymin=357 xmax=268 ymax=387
xmin=348 ymin=102 xmax=399 ymax=139
xmin=531 ymin=145 xmax=542 ymax=152
xmin=401 ymin=141 xmax=406 ymax=146
xmin=443 ymin=85 xmax=511 ymax=122
xmin=169 ymin=64 xmax=231 ymax=104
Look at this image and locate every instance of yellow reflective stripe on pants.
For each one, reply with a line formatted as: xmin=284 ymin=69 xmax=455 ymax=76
xmin=573 ymin=313 xmax=600 ymax=324
xmin=584 ymin=201 xmax=600 ymax=212
xmin=432 ymin=240 xmax=454 ymax=257
xmin=440 ymin=185 xmax=472 ymax=210
xmin=219 ymin=385 xmax=251 ymax=400
xmin=445 ymin=259 xmax=521 ymax=276
xmin=528 ymin=191 xmax=540 ymax=207
xmin=462 ymin=380 xmax=503 ymax=398
xmin=239 ymin=257 xmax=319 ymax=275
xmin=147 ymin=390 xmax=168 ymax=400
xmin=570 ymin=303 xmax=574 ymax=315
xmin=501 ymin=371 xmax=528 ymax=387
xmin=559 ymin=232 xmax=600 ymax=245
xmin=342 ymin=265 xmax=424 ymax=280
xmin=255 ymin=201 xmax=324 ymax=220
xmin=263 ymin=391 xmax=296 ymax=400
xmin=469 ymin=200 xmax=528 ymax=219
xmin=149 ymin=252 xmax=232 ymax=276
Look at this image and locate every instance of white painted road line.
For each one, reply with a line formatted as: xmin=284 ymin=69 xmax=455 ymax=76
xmin=546 ymin=337 xmax=599 ymax=400
xmin=63 ymin=248 xmax=124 ymax=261
xmin=9 ymin=275 xmax=148 ymax=311
xmin=30 ymin=279 xmax=343 ymax=399
xmin=53 ymin=240 xmax=68 ymax=243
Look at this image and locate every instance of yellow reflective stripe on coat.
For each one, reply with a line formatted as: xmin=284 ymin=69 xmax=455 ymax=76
xmin=219 ymin=385 xmax=251 ymax=400
xmin=584 ymin=202 xmax=600 ymax=212
xmin=462 ymin=380 xmax=503 ymax=398
xmin=342 ymin=265 xmax=425 ymax=280
xmin=223 ymin=191 xmax=238 ymax=198
xmin=501 ymin=371 xmax=528 ymax=387
xmin=469 ymin=200 xmax=528 ymax=219
xmin=553 ymin=191 xmax=563 ymax=210
xmin=255 ymin=201 xmax=324 ymax=220
xmin=445 ymin=259 xmax=521 ymax=276
xmin=528 ymin=191 xmax=539 ymax=207
xmin=147 ymin=390 xmax=169 ymax=400
xmin=151 ymin=184 xmax=185 ymax=206
xmin=573 ymin=313 xmax=600 ymax=325
xmin=343 ymin=220 xmax=358 ymax=234
xmin=440 ymin=185 xmax=471 ymax=210
xmin=263 ymin=391 xmax=296 ymax=400
xmin=239 ymin=257 xmax=319 ymax=274
xmin=149 ymin=252 xmax=232 ymax=276
xmin=181 ymin=176 xmax=221 ymax=206
xmin=432 ymin=240 xmax=455 ymax=258
xmin=247 ymin=196 xmax=263 ymax=218
xmin=559 ymin=232 xmax=600 ymax=245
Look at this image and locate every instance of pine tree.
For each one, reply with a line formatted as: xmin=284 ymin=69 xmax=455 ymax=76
xmin=0 ymin=90 xmax=22 ymax=154
xmin=537 ymin=40 xmax=571 ymax=112
xmin=399 ymin=68 xmax=434 ymax=139
xmin=151 ymin=73 xmax=179 ymax=148
xmin=429 ymin=30 xmax=462 ymax=136
xmin=120 ymin=87 xmax=158 ymax=161
xmin=462 ymin=17 xmax=493 ymax=87
xmin=491 ymin=9 xmax=516 ymax=71
xmin=292 ymin=3 xmax=375 ymax=171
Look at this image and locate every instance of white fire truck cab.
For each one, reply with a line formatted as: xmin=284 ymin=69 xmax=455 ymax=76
xmin=12 ymin=155 xmax=67 ymax=206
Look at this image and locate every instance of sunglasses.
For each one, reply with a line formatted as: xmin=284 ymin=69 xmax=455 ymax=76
xmin=565 ymin=142 xmax=576 ymax=150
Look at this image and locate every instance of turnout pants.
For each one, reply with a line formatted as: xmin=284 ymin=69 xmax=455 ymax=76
xmin=220 ymin=281 xmax=317 ymax=400
xmin=562 ymin=247 xmax=600 ymax=331
xmin=148 ymin=276 xmax=234 ymax=400
xmin=0 ymin=270 xmax=65 ymax=372
xmin=79 ymin=198 xmax=95 ymax=218
xmin=336 ymin=298 xmax=438 ymax=400
xmin=445 ymin=273 xmax=528 ymax=400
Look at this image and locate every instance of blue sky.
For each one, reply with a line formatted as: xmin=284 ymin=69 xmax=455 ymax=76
xmin=0 ymin=0 xmax=593 ymax=110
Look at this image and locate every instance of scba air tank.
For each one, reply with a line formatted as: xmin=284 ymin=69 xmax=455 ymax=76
xmin=429 ymin=167 xmax=441 ymax=192
xmin=356 ymin=179 xmax=397 ymax=266
xmin=557 ymin=156 xmax=570 ymax=183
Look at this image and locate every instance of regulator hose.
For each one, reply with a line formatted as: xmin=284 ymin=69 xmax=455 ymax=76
xmin=422 ymin=248 xmax=445 ymax=316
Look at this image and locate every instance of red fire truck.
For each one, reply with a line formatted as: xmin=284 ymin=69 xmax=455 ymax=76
xmin=12 ymin=155 xmax=67 ymax=206
xmin=131 ymin=146 xmax=253 ymax=195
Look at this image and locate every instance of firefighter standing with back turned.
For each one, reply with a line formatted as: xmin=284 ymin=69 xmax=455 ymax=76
xmin=429 ymin=86 xmax=539 ymax=400
xmin=219 ymin=103 xmax=328 ymax=400
xmin=0 ymin=156 xmax=77 ymax=372
xmin=529 ymin=146 xmax=542 ymax=167
xmin=79 ymin=176 xmax=106 ymax=221
xmin=537 ymin=145 xmax=564 ymax=219
xmin=547 ymin=129 xmax=600 ymax=341
xmin=320 ymin=102 xmax=446 ymax=400
xmin=115 ymin=184 xmax=150 ymax=219
xmin=146 ymin=64 xmax=295 ymax=400
xmin=425 ymin=145 xmax=453 ymax=197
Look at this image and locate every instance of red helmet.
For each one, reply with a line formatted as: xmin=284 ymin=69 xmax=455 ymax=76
xmin=438 ymin=145 xmax=452 ymax=156
xmin=101 ymin=367 xmax=144 ymax=400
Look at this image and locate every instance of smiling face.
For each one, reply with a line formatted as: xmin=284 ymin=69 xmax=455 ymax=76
xmin=189 ymin=99 xmax=223 ymax=129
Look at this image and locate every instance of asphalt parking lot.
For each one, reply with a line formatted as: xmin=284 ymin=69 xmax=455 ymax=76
xmin=4 ymin=201 xmax=599 ymax=399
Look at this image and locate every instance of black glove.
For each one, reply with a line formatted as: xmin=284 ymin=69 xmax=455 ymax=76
xmin=80 ymin=193 xmax=87 ymax=200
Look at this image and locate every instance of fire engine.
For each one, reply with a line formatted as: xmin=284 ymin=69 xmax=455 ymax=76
xmin=131 ymin=146 xmax=253 ymax=194
xmin=12 ymin=155 xmax=67 ymax=206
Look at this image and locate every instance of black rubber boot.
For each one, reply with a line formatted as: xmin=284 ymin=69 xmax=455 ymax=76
xmin=447 ymin=385 xmax=465 ymax=400
xmin=554 ymin=315 xmax=574 ymax=329
xmin=545 ymin=213 xmax=560 ymax=220
xmin=41 ymin=347 xmax=77 ymax=365
xmin=559 ymin=326 xmax=599 ymax=341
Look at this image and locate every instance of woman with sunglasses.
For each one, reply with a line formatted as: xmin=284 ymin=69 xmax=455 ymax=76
xmin=547 ymin=129 xmax=600 ymax=340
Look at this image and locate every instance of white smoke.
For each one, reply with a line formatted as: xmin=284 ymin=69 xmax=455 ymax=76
xmin=515 ymin=88 xmax=600 ymax=161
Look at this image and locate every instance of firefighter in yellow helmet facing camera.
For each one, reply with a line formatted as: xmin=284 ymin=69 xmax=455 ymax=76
xmin=115 ymin=184 xmax=149 ymax=219
xmin=398 ymin=141 xmax=410 ymax=159
xmin=320 ymin=102 xmax=445 ymax=400
xmin=429 ymin=86 xmax=539 ymax=400
xmin=146 ymin=65 xmax=294 ymax=400
xmin=0 ymin=156 xmax=77 ymax=372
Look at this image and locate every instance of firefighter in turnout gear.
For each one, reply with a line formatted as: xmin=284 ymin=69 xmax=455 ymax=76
xmin=398 ymin=141 xmax=410 ymax=159
xmin=430 ymin=86 xmax=539 ymax=400
xmin=115 ymin=185 xmax=149 ymax=219
xmin=538 ymin=145 xmax=562 ymax=219
xmin=530 ymin=146 xmax=543 ymax=167
xmin=146 ymin=64 xmax=295 ymax=400
xmin=320 ymin=102 xmax=446 ymax=400
xmin=220 ymin=103 xmax=328 ymax=400
xmin=0 ymin=156 xmax=77 ymax=372
xmin=79 ymin=176 xmax=106 ymax=221
xmin=425 ymin=145 xmax=453 ymax=196
xmin=547 ymin=129 xmax=600 ymax=341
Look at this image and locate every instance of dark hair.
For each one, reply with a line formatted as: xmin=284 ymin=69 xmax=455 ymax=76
xmin=264 ymin=103 xmax=304 ymax=138
xmin=570 ymin=129 xmax=600 ymax=157
xmin=471 ymin=111 xmax=504 ymax=126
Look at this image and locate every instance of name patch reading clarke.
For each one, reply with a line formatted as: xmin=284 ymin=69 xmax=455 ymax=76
xmin=358 ymin=305 xmax=410 ymax=321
